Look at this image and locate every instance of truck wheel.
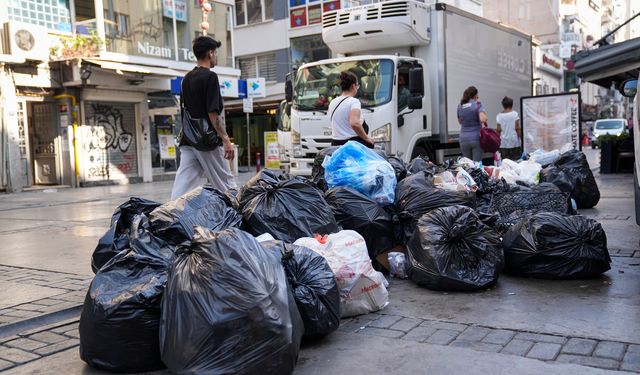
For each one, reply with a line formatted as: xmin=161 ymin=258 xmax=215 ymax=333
xmin=411 ymin=145 xmax=435 ymax=162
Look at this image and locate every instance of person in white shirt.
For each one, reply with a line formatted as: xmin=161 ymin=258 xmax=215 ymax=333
xmin=496 ymin=96 xmax=522 ymax=161
xmin=328 ymin=72 xmax=374 ymax=148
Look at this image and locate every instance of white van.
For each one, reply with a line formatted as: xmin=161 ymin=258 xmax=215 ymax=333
xmin=591 ymin=118 xmax=628 ymax=147
xmin=619 ymin=78 xmax=639 ymax=225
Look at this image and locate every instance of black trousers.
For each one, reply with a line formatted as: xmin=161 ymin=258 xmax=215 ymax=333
xmin=331 ymin=136 xmax=374 ymax=149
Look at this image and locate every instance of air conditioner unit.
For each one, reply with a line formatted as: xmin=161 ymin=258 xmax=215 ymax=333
xmin=2 ymin=21 xmax=51 ymax=61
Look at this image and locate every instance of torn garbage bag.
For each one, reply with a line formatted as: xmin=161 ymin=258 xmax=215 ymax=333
xmin=295 ymin=230 xmax=389 ymax=318
xmin=91 ymin=197 xmax=161 ymax=273
xmin=241 ymin=178 xmax=339 ymax=243
xmin=160 ymin=227 xmax=303 ymax=374
xmin=396 ymin=171 xmax=476 ymax=242
xmin=323 ymin=141 xmax=396 ymax=205
xmin=149 ymin=185 xmax=241 ymax=245
xmin=80 ymin=214 xmax=174 ymax=372
xmin=324 ymin=187 xmax=396 ymax=259
xmin=406 ymin=206 xmax=503 ymax=291
xmin=261 ymin=240 xmax=341 ymax=338
xmin=502 ymin=212 xmax=610 ymax=279
xmin=546 ymin=150 xmax=600 ymax=209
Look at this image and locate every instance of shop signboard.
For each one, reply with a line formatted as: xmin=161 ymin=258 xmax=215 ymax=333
xmin=264 ymin=131 xmax=280 ymax=170
xmin=521 ymin=92 xmax=581 ymax=154
xmin=163 ymin=0 xmax=187 ymax=22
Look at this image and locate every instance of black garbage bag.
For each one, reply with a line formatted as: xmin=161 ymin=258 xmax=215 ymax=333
xmin=149 ymin=185 xmax=241 ymax=245
xmin=260 ymin=240 xmax=341 ymax=338
xmin=92 ymin=197 xmax=161 ymax=273
xmin=160 ymin=227 xmax=303 ymax=374
xmin=406 ymin=206 xmax=503 ymax=291
xmin=396 ymin=171 xmax=476 ymax=242
xmin=541 ymin=165 xmax=574 ymax=193
xmin=80 ymin=214 xmax=174 ymax=372
xmin=466 ymin=166 xmax=490 ymax=193
xmin=241 ymin=179 xmax=339 ymax=243
xmin=238 ymin=169 xmax=294 ymax=209
xmin=311 ymin=146 xmax=340 ymax=191
xmin=502 ymin=212 xmax=610 ymax=279
xmin=551 ymin=150 xmax=600 ymax=209
xmin=324 ymin=187 xmax=395 ymax=259
xmin=407 ymin=156 xmax=440 ymax=175
xmin=475 ymin=178 xmax=510 ymax=214
xmin=388 ymin=156 xmax=408 ymax=182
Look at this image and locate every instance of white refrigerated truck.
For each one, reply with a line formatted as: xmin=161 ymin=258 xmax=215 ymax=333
xmin=287 ymin=1 xmax=532 ymax=175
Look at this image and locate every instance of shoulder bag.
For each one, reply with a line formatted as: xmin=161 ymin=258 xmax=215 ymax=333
xmin=178 ymin=78 xmax=222 ymax=151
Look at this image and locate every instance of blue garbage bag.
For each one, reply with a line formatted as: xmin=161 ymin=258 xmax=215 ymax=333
xmin=323 ymin=141 xmax=396 ymax=205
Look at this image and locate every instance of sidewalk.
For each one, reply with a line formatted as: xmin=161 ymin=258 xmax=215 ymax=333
xmin=0 ymin=150 xmax=639 ymax=374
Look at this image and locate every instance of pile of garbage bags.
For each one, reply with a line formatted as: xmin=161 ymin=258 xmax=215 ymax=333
xmin=81 ymin=142 xmax=611 ymax=373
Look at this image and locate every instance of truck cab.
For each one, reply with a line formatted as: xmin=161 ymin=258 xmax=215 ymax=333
xmin=289 ymin=55 xmax=429 ymax=175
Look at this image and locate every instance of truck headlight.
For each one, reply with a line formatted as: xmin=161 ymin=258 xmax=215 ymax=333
xmin=372 ymin=123 xmax=391 ymax=142
xmin=293 ymin=144 xmax=304 ymax=158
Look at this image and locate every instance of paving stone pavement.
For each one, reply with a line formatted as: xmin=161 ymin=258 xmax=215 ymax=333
xmin=0 ymin=320 xmax=79 ymax=371
xmin=0 ymin=265 xmax=90 ymax=328
xmin=338 ymin=312 xmax=640 ymax=373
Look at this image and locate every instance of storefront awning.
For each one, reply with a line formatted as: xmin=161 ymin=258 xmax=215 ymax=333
xmin=84 ymin=59 xmax=181 ymax=77
xmin=574 ymin=37 xmax=640 ymax=88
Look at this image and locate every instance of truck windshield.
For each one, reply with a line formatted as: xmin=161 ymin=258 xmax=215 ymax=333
xmin=293 ymin=59 xmax=394 ymax=111
xmin=595 ymin=120 xmax=625 ymax=130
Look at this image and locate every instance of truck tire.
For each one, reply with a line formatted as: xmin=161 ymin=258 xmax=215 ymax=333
xmin=411 ymin=144 xmax=435 ymax=163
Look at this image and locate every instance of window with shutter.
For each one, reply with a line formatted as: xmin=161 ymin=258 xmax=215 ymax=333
xmin=238 ymin=57 xmax=257 ymax=79
xmin=257 ymin=53 xmax=277 ymax=82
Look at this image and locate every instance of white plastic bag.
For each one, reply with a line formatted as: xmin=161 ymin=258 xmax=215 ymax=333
xmin=500 ymin=159 xmax=542 ymax=186
xmin=294 ymin=230 xmax=389 ymax=317
xmin=529 ymin=149 xmax=561 ymax=166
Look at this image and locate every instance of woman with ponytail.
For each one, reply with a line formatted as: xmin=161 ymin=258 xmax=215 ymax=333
xmin=328 ymin=71 xmax=374 ymax=148
xmin=457 ymin=85 xmax=488 ymax=161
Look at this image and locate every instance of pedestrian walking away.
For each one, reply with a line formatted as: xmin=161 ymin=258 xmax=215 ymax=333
xmin=496 ymin=96 xmax=522 ymax=161
xmin=171 ymin=36 xmax=236 ymax=200
xmin=457 ymin=86 xmax=487 ymax=162
xmin=328 ymin=71 xmax=375 ymax=149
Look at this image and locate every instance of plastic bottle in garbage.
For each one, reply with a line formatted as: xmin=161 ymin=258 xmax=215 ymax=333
xmin=387 ymin=252 xmax=408 ymax=279
xmin=494 ymin=151 xmax=502 ymax=167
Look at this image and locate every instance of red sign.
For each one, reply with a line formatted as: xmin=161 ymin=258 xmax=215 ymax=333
xmin=542 ymin=54 xmax=561 ymax=70
xmin=323 ymin=0 xmax=340 ymax=12
xmin=290 ymin=8 xmax=307 ymax=28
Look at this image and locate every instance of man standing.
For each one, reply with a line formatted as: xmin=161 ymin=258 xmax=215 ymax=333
xmin=171 ymin=36 xmax=236 ymax=199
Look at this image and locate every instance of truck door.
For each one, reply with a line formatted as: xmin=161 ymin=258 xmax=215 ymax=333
xmin=396 ymin=62 xmax=428 ymax=160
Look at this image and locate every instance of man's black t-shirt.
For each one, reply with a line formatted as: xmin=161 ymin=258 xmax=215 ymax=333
xmin=181 ymin=66 xmax=223 ymax=119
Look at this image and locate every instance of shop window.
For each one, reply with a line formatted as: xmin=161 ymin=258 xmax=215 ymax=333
xmin=238 ymin=53 xmax=277 ymax=82
xmin=235 ymin=0 xmax=273 ymax=26
xmin=289 ymin=0 xmax=340 ymax=28
xmin=7 ymin=0 xmax=72 ymax=32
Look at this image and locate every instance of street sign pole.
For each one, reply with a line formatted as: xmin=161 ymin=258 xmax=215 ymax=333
xmin=246 ymin=112 xmax=251 ymax=167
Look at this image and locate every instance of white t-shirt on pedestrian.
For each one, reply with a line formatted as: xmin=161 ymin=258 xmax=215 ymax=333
xmin=328 ymin=95 xmax=362 ymax=140
xmin=496 ymin=110 xmax=520 ymax=149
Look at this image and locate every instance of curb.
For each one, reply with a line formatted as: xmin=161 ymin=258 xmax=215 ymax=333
xmin=0 ymin=305 xmax=83 ymax=340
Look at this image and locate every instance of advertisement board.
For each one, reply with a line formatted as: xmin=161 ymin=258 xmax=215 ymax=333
xmin=264 ymin=131 xmax=281 ymax=170
xmin=520 ymin=92 xmax=582 ymax=153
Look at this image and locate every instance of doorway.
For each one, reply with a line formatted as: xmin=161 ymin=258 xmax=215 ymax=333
xmin=29 ymin=102 xmax=60 ymax=185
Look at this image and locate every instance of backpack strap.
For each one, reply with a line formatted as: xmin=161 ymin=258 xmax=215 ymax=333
xmin=330 ymin=96 xmax=351 ymax=121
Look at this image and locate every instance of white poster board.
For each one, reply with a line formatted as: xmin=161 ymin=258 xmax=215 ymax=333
xmin=243 ymin=98 xmax=253 ymax=113
xmin=520 ymin=92 xmax=581 ymax=154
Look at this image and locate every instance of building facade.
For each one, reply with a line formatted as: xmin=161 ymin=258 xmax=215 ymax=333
xmin=0 ymin=0 xmax=240 ymax=192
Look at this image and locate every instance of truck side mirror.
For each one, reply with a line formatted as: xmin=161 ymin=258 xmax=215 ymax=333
xmin=285 ymin=80 xmax=293 ymax=102
xmin=409 ymin=67 xmax=424 ymax=95
xmin=285 ymin=103 xmax=291 ymax=117
xmin=619 ymin=79 xmax=638 ymax=98
xmin=408 ymin=96 xmax=422 ymax=110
